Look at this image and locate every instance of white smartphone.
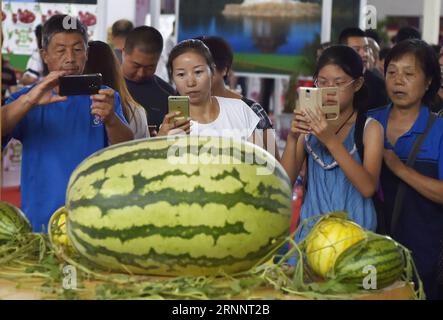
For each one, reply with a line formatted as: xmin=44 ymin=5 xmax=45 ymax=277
xmin=298 ymin=87 xmax=340 ymax=120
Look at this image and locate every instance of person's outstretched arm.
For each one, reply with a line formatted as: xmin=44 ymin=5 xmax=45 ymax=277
xmin=2 ymin=71 xmax=67 ymax=137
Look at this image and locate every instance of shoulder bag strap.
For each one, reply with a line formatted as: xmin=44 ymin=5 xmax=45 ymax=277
xmin=390 ymin=113 xmax=437 ymax=233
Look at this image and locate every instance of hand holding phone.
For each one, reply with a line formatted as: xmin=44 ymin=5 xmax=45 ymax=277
xmin=168 ymin=96 xmax=190 ymax=123
xmin=157 ymin=112 xmax=192 ymax=136
xmin=90 ymin=88 xmax=116 ymax=126
xmin=22 ymin=71 xmax=68 ymax=107
xmin=155 ymin=96 xmax=192 ymax=136
xmin=289 ymin=110 xmax=311 ymax=139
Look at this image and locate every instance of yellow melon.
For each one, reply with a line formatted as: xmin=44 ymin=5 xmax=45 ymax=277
xmin=304 ymin=215 xmax=367 ymax=277
xmin=48 ymin=206 xmax=75 ymax=254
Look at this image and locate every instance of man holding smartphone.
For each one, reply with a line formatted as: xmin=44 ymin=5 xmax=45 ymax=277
xmin=1 ymin=15 xmax=133 ymax=232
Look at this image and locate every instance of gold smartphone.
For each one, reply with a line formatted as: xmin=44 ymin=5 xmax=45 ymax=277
xmin=168 ymin=96 xmax=190 ymax=123
xmin=298 ymin=87 xmax=340 ymax=120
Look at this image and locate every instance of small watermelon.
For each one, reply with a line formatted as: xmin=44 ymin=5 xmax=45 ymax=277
xmin=331 ymin=233 xmax=405 ymax=290
xmin=0 ymin=201 xmax=32 ymax=243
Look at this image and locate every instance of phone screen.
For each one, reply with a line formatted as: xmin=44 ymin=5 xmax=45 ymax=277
xmin=59 ymin=73 xmax=102 ymax=96
xmin=168 ymin=96 xmax=190 ymax=123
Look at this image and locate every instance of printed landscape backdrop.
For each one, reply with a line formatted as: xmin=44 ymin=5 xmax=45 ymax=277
xmin=178 ymin=0 xmax=359 ymax=75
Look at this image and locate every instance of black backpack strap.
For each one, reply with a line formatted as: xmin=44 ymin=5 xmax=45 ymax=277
xmin=390 ymin=112 xmax=437 ymax=233
xmin=355 ymin=110 xmax=367 ymax=161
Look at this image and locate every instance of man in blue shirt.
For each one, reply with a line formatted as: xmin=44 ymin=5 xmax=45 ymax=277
xmin=1 ymin=15 xmax=133 ymax=231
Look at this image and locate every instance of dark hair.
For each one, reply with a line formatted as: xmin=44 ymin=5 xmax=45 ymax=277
xmin=167 ymin=39 xmax=215 ymax=81
xmin=319 ymin=42 xmax=332 ymax=51
xmin=365 ymin=29 xmax=381 ymax=45
xmin=431 ymin=45 xmax=441 ymax=56
xmin=338 ymin=27 xmax=366 ymax=45
xmin=35 ymin=24 xmax=43 ymax=49
xmin=315 ymin=45 xmax=368 ymax=158
xmin=34 ymin=24 xmax=49 ymax=76
xmin=124 ymin=26 xmax=163 ymax=55
xmin=111 ymin=19 xmax=134 ymax=38
xmin=393 ymin=27 xmax=421 ymax=44
xmin=379 ymin=47 xmax=390 ymax=60
xmin=195 ymin=36 xmax=233 ymax=76
xmin=42 ymin=15 xmax=88 ymax=49
xmin=84 ymin=41 xmax=119 ymax=91
xmin=384 ymin=39 xmax=440 ymax=106
xmin=84 ymin=40 xmax=141 ymax=128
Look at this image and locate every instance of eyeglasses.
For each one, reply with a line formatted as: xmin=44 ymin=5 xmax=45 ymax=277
xmin=314 ymin=79 xmax=356 ymax=91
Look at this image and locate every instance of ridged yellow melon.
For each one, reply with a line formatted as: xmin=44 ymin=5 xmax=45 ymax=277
xmin=48 ymin=207 xmax=75 ymax=254
xmin=305 ymin=214 xmax=367 ymax=277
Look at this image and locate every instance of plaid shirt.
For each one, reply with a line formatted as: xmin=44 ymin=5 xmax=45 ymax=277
xmin=241 ymin=97 xmax=273 ymax=130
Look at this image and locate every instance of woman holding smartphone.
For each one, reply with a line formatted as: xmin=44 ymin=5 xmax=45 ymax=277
xmin=157 ymin=39 xmax=272 ymax=154
xmin=281 ymin=45 xmax=384 ymax=240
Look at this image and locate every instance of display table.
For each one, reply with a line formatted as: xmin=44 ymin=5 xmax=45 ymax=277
xmin=0 ymin=266 xmax=416 ymax=300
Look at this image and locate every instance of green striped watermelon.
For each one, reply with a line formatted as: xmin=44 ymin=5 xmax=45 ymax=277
xmin=330 ymin=233 xmax=405 ymax=290
xmin=66 ymin=136 xmax=292 ymax=276
xmin=0 ymin=201 xmax=32 ymax=243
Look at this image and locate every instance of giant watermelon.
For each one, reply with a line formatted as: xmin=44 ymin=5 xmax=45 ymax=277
xmin=66 ymin=136 xmax=292 ymax=276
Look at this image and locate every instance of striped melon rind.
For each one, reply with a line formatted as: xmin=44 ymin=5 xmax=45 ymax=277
xmin=330 ymin=234 xmax=405 ymax=289
xmin=66 ymin=136 xmax=292 ymax=276
xmin=0 ymin=201 xmax=32 ymax=243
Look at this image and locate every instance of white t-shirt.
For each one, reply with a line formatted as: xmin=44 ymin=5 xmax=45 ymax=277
xmin=128 ymin=106 xmax=149 ymax=139
xmin=23 ymin=49 xmax=44 ymax=79
xmin=190 ymin=96 xmax=260 ymax=141
xmin=155 ymin=33 xmax=176 ymax=83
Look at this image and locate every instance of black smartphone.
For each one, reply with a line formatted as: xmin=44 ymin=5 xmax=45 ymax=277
xmin=59 ymin=73 xmax=103 ymax=96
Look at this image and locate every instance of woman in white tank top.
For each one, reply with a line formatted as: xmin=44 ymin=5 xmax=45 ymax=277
xmin=156 ymin=39 xmax=277 ymax=158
